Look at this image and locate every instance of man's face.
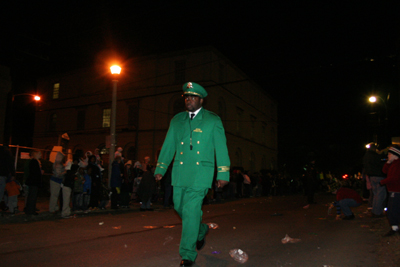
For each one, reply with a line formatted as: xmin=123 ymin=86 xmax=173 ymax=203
xmin=184 ymin=95 xmax=203 ymax=112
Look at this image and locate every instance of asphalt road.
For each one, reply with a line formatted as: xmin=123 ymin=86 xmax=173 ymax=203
xmin=1 ymin=194 xmax=380 ymax=267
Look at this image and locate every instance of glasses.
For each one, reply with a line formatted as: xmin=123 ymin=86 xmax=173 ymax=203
xmin=184 ymin=95 xmax=198 ymax=101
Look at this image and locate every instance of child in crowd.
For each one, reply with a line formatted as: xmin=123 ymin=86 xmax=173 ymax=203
xmin=98 ymin=178 xmax=110 ymax=210
xmin=331 ymin=180 xmax=363 ymax=220
xmin=73 ymin=167 xmax=86 ymax=211
xmin=82 ymin=167 xmax=92 ymax=212
xmin=5 ymin=178 xmax=21 ymax=214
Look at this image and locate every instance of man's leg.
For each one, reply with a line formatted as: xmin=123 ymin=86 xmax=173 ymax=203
xmin=49 ymin=181 xmax=61 ymax=212
xmin=370 ymin=176 xmax=387 ymax=215
xmin=0 ymin=176 xmax=6 ymax=204
xmin=173 ymin=186 xmax=208 ymax=262
xmin=62 ymin=186 xmax=72 ymax=217
xmin=26 ymin=186 xmax=39 ymax=214
xmin=338 ymin=199 xmax=361 ymax=216
xmin=23 ymin=185 xmax=29 ymax=211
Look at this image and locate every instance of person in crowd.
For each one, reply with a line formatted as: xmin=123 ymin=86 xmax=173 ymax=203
xmin=88 ymin=155 xmax=102 ymax=209
xmin=142 ymin=156 xmax=151 ymax=172
xmin=132 ymin=161 xmax=143 ymax=201
xmin=99 ymin=177 xmax=110 ymax=210
xmin=154 ymin=82 xmax=230 ymax=267
xmin=76 ymin=149 xmax=88 ymax=168
xmin=5 ymin=178 xmax=21 ymax=214
xmin=380 ymin=146 xmax=400 ymax=236
xmin=363 ymin=143 xmax=387 ymax=217
xmin=73 ymin=167 xmax=86 ymax=211
xmin=110 ymin=156 xmax=123 ymax=209
xmin=120 ymin=160 xmax=133 ymax=208
xmin=138 ymin=165 xmax=156 ymax=211
xmin=0 ymin=145 xmax=15 ymax=208
xmin=242 ymin=170 xmax=252 ymax=197
xmin=82 ymin=167 xmax=92 ymax=212
xmin=302 ymin=159 xmax=319 ymax=208
xmin=94 ymin=148 xmax=104 ymax=171
xmin=332 ymin=180 xmax=363 ymax=220
xmin=22 ymin=151 xmax=32 ymax=212
xmin=115 ymin=147 xmax=124 ymax=164
xmin=49 ymin=151 xmax=66 ymax=214
xmin=25 ymin=150 xmax=43 ymax=215
xmin=61 ymin=156 xmax=78 ymax=218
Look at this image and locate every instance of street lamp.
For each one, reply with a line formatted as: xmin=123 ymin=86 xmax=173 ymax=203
xmin=8 ymin=93 xmax=41 ymax=145
xmin=369 ymin=95 xmax=388 ymax=120
xmin=369 ymin=94 xmax=389 ymax=146
xmin=108 ymin=65 xmax=121 ymax=186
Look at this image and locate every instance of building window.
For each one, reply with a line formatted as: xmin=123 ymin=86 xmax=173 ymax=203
xmin=261 ymin=124 xmax=267 ymax=144
xmin=49 ymin=113 xmax=57 ymax=131
xmin=128 ymin=104 xmax=139 ymax=128
xmin=236 ymin=107 xmax=243 ymax=134
xmin=53 ymin=83 xmax=60 ymax=99
xmin=250 ymin=151 xmax=255 ymax=172
xmin=261 ymin=155 xmax=267 ymax=170
xmin=271 ymin=127 xmax=276 ymax=146
xmin=219 ymin=63 xmax=225 ymax=83
xmin=175 ymin=60 xmax=186 ymax=83
xmin=235 ymin=147 xmax=242 ymax=167
xmin=77 ymin=110 xmax=86 ymax=130
xmin=217 ymin=97 xmax=226 ymax=121
xmin=250 ymin=115 xmax=256 ymax=139
xmin=102 ymin=108 xmax=111 ymax=128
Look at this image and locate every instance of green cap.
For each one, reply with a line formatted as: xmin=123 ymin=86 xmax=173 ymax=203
xmin=182 ymin=82 xmax=208 ymax=98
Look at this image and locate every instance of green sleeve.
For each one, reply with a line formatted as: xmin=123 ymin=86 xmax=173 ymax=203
xmin=214 ymin=119 xmax=230 ymax=181
xmin=155 ymin=121 xmax=176 ymax=176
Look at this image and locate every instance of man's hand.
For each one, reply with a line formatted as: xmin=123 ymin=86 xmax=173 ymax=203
xmin=155 ymin=174 xmax=163 ymax=181
xmin=217 ymin=180 xmax=229 ymax=188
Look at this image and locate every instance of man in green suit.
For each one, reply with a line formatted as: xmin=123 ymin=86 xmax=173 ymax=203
xmin=155 ymin=82 xmax=230 ymax=267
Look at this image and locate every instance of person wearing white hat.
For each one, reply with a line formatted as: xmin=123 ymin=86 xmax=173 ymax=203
xmin=381 ymin=146 xmax=400 ymax=236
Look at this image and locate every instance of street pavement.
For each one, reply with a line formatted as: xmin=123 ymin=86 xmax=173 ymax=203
xmin=0 ymin=193 xmax=387 ymax=266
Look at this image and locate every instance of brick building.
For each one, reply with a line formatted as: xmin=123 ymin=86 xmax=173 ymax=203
xmin=33 ymin=47 xmax=278 ymax=172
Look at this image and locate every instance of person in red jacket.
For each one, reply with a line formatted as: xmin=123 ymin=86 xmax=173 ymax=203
xmin=333 ymin=180 xmax=363 ymax=220
xmin=381 ymin=146 xmax=400 ymax=236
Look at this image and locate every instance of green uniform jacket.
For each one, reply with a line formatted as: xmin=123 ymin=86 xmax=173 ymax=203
xmin=155 ymin=108 xmax=230 ymax=188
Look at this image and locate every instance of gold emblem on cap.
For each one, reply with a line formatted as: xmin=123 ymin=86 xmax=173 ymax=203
xmin=187 ymin=82 xmax=193 ymax=89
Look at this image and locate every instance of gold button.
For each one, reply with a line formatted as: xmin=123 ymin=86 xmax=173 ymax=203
xmin=196 ymin=162 xmax=199 ymax=165
xmin=197 ymin=151 xmax=200 ymax=154
xmin=180 ymin=152 xmax=183 ymax=155
xmin=180 ymin=162 xmax=183 ymax=164
xmin=197 ymin=141 xmax=200 ymax=144
xmin=181 ymin=142 xmax=184 ymax=145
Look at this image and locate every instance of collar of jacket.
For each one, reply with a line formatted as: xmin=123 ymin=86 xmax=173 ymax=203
xmin=183 ymin=108 xmax=204 ymax=121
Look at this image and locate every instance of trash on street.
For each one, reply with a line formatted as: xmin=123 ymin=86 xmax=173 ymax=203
xmin=207 ymin=223 xmax=219 ymax=229
xmin=229 ymin=248 xmax=248 ymax=263
xmin=281 ymin=234 xmax=301 ymax=244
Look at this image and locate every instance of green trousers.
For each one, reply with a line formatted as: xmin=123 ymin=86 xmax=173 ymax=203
xmin=173 ymin=186 xmax=209 ymax=261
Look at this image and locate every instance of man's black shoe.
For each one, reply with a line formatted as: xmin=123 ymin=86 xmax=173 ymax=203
xmin=383 ymin=229 xmax=399 ymax=237
xmin=342 ymin=214 xmax=355 ymax=220
xmin=180 ymin=259 xmax=194 ymax=266
xmin=196 ymin=226 xmax=209 ymax=250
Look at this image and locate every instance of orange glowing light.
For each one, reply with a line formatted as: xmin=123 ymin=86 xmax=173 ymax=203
xmin=110 ymin=65 xmax=121 ymax=75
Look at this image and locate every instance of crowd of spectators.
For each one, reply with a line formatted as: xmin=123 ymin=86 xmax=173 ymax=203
xmin=0 ymin=145 xmax=368 ymax=217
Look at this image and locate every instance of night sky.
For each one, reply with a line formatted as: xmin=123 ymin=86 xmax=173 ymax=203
xmin=1 ymin=1 xmax=399 ymax=176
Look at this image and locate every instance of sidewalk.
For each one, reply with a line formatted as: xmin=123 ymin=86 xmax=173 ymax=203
xmin=0 ymin=195 xmax=165 ymax=224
